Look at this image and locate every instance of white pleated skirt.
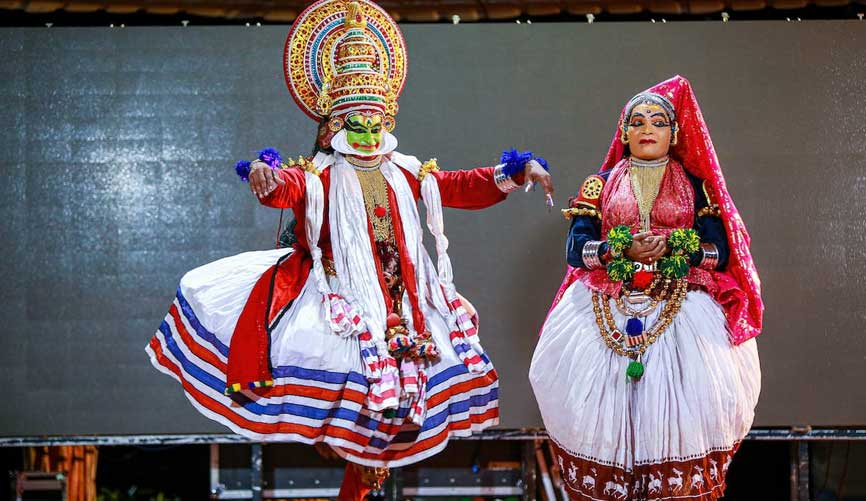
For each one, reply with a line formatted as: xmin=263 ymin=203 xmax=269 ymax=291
xmin=146 ymin=249 xmax=499 ymax=467
xmin=529 ymin=280 xmax=760 ymax=500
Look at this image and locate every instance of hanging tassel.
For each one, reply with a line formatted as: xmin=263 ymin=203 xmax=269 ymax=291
xmin=626 ymin=360 xmax=645 ymax=381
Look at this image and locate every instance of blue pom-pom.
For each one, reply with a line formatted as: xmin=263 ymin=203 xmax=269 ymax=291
xmin=626 ymin=318 xmax=643 ymax=336
xmin=500 ymin=148 xmax=533 ymax=178
xmin=257 ymin=147 xmax=282 ymax=169
xmin=534 ymin=156 xmax=550 ymax=171
xmin=235 ymin=160 xmax=252 ymax=182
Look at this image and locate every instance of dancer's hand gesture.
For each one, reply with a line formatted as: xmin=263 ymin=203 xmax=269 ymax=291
xmin=249 ymin=161 xmax=285 ymax=199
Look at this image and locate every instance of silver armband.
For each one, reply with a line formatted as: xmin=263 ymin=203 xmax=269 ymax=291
xmin=582 ymin=240 xmax=604 ymax=270
xmin=699 ymin=243 xmax=720 ymax=270
xmin=493 ymin=164 xmax=521 ymax=193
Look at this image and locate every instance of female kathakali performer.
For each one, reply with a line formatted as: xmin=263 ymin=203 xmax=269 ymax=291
xmin=145 ymin=0 xmax=553 ymax=497
xmin=530 ymin=76 xmax=762 ymax=500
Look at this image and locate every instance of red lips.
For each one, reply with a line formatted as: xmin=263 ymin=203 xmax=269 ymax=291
xmin=639 ymin=139 xmax=657 ymax=145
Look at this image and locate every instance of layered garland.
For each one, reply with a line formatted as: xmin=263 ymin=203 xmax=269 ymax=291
xmin=598 ymin=226 xmax=700 ymax=381
xmin=592 ymin=278 xmax=688 ymax=381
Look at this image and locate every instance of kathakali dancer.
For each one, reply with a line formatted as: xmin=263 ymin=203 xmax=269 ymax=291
xmin=530 ymin=76 xmax=762 ymax=500
xmin=145 ymin=0 xmax=552 ymax=498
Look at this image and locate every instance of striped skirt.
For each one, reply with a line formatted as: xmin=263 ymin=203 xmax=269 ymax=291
xmin=146 ymin=248 xmax=499 ymax=467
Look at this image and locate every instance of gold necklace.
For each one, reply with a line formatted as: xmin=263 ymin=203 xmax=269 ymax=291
xmin=354 ymin=168 xmax=394 ymax=243
xmin=629 ymin=157 xmax=667 ymax=232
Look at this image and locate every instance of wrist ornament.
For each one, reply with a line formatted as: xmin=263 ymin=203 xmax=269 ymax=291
xmin=235 ymin=147 xmax=283 ymax=182
xmin=494 ymin=148 xmax=549 ymax=193
xmin=582 ymin=240 xmax=605 ymax=270
xmin=698 ymin=242 xmax=720 ymax=270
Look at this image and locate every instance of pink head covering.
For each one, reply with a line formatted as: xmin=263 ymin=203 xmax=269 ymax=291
xmin=600 ymin=75 xmax=763 ymax=343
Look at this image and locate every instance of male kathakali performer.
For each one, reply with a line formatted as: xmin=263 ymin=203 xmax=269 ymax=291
xmin=145 ymin=0 xmax=553 ymax=498
xmin=530 ymin=76 xmax=762 ymax=500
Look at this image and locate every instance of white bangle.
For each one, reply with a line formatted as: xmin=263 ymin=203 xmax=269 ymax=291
xmin=493 ymin=164 xmax=520 ymax=193
xmin=582 ymin=240 xmax=604 ymax=270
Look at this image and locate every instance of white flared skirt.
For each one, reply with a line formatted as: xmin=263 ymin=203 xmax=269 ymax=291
xmin=529 ymin=281 xmax=760 ymax=500
xmin=146 ymin=249 xmax=499 ymax=467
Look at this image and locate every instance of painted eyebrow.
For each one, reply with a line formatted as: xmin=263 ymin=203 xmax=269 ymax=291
xmin=344 ymin=121 xmax=369 ymax=132
xmin=650 ymin=113 xmax=668 ymax=119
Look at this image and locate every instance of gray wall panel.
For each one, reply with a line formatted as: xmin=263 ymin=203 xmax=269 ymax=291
xmin=0 ymin=21 xmax=864 ymax=435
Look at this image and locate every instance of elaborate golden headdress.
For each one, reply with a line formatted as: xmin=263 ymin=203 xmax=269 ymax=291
xmin=284 ymin=0 xmax=406 ymax=133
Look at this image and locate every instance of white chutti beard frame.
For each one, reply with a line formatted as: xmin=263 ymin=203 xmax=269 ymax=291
xmin=330 ymin=129 xmax=398 ymax=156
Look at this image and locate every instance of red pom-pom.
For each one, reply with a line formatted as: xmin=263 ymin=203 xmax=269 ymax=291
xmin=386 ymin=313 xmax=402 ymax=328
xmin=632 ymin=270 xmax=654 ymax=290
xmin=374 ymin=206 xmax=387 ymax=218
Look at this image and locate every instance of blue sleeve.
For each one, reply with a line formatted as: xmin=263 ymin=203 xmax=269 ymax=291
xmin=687 ymin=174 xmax=729 ymax=269
xmin=566 ymin=215 xmax=606 ymax=268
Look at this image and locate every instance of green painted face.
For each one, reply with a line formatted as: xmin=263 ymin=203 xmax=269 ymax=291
xmin=344 ymin=113 xmax=383 ymax=154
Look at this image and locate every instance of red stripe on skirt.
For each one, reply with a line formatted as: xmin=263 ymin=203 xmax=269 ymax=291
xmin=168 ymin=304 xmax=227 ymax=373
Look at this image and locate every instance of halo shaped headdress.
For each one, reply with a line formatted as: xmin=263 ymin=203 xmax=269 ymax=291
xmin=283 ymin=0 xmax=406 ymax=128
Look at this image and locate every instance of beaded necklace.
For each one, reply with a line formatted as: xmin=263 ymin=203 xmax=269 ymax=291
xmin=592 ymin=278 xmax=688 ymax=381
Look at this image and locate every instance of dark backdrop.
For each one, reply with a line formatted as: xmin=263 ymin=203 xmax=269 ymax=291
xmin=1 ymin=21 xmax=865 ymax=435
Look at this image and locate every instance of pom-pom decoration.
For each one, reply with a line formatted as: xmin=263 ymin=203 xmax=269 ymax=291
xmin=626 ymin=318 xmax=643 ymax=336
xmin=607 ymin=258 xmax=635 ymax=283
xmin=387 ymin=333 xmax=415 ymax=354
xmin=632 ymin=270 xmax=654 ymax=290
xmin=235 ymin=160 xmax=252 ymax=182
xmin=234 ymin=147 xmax=283 ymax=182
xmin=412 ymin=341 xmax=440 ymax=360
xmin=626 ymin=360 xmax=645 ymax=380
xmin=533 ymin=157 xmax=550 ymax=171
xmin=257 ymin=147 xmax=282 ymax=169
xmin=499 ymin=149 xmax=551 ymax=178
xmin=500 ymin=149 xmax=534 ymax=178
xmin=659 ymin=254 xmax=690 ymax=279
xmin=607 ymin=225 xmax=634 ymax=255
xmin=668 ymin=228 xmax=701 ymax=255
